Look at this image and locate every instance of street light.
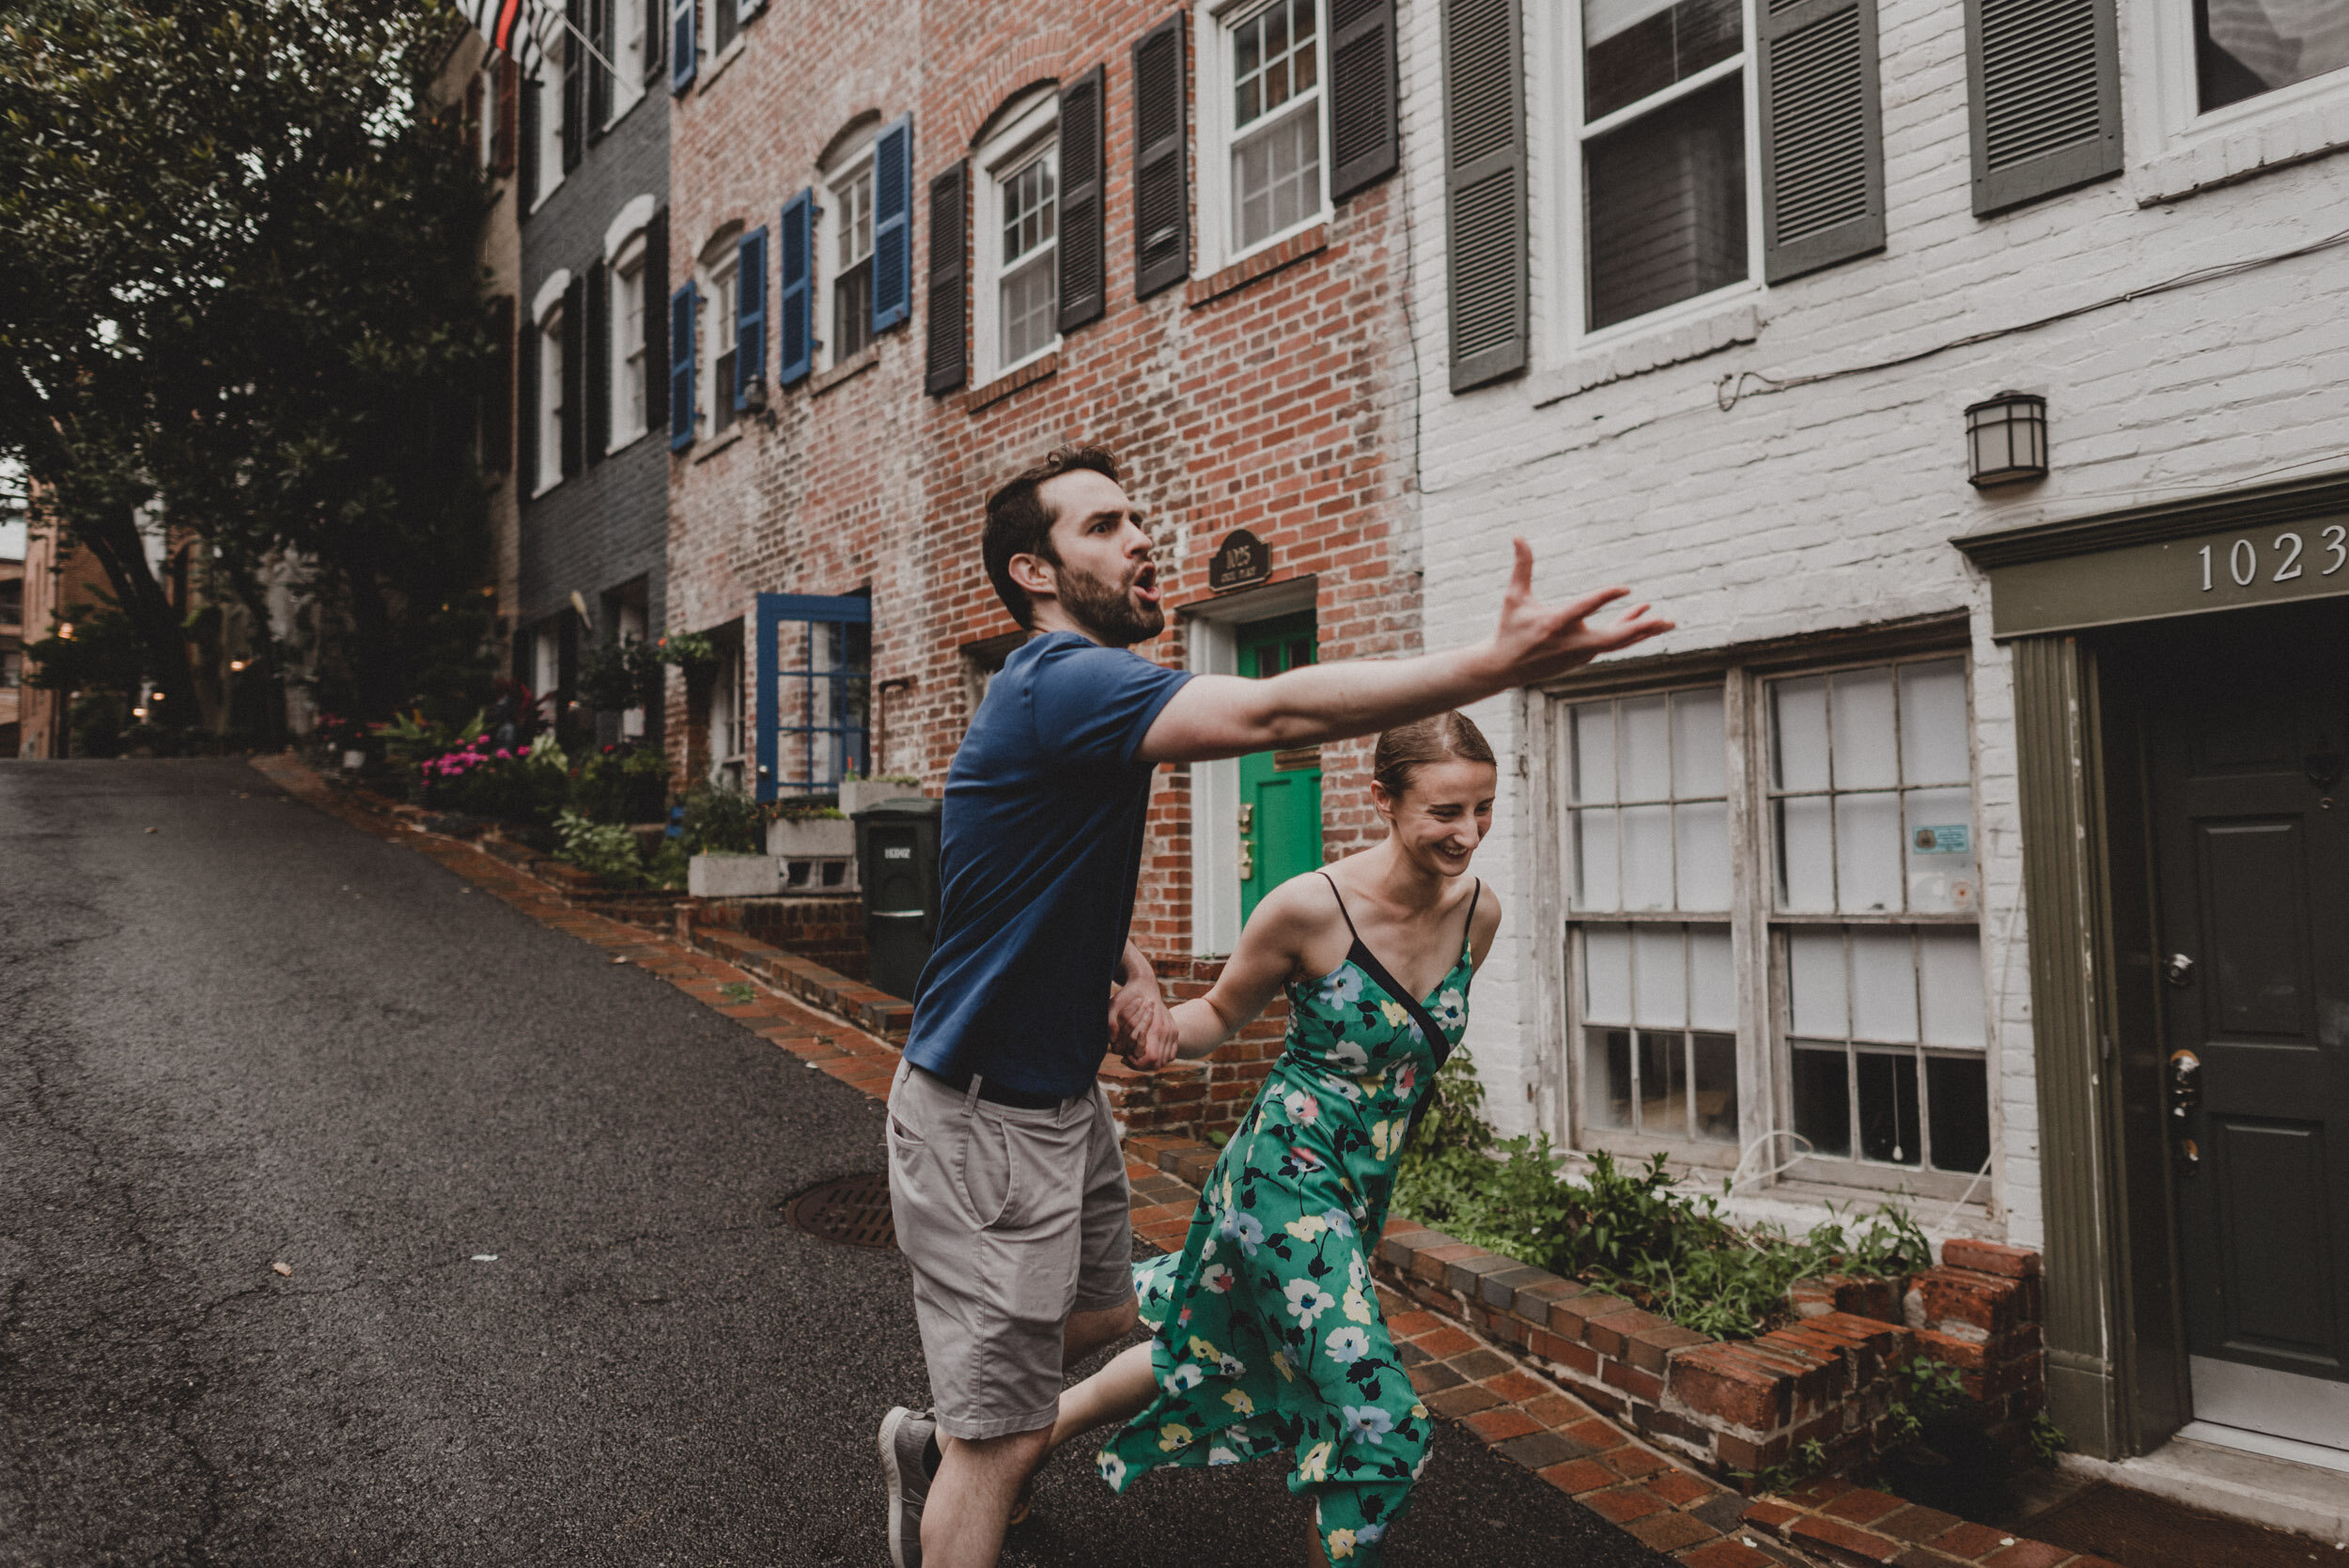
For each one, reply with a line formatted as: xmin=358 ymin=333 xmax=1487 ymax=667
xmin=1966 ymin=392 xmax=2047 ymax=488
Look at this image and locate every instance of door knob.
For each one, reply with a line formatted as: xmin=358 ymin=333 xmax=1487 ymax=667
xmin=1237 ymin=803 xmax=1254 ymax=833
xmin=2164 ymin=953 xmax=2195 ymax=987
xmin=2168 ymin=1048 xmax=2201 ymax=1118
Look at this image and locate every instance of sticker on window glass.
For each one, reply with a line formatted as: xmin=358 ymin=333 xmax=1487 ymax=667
xmin=1911 ymin=824 xmax=1969 ymax=855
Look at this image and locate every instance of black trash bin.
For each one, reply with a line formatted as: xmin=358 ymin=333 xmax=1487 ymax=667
xmin=853 ymin=797 xmax=941 ymax=1002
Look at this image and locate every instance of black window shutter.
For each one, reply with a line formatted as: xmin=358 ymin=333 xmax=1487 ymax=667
xmin=643 ymin=0 xmax=662 ymax=85
xmin=520 ymin=75 xmax=540 ymax=210
xmin=496 ymin=60 xmax=520 ymax=177
xmin=482 ymin=294 xmax=515 ymax=474
xmin=925 ymin=160 xmax=969 ymax=396
xmin=871 ymin=116 xmax=914 ymax=333
xmin=1759 ymin=0 xmax=1885 ymax=283
xmin=560 ymin=273 xmax=585 ymax=476
xmin=1964 ymin=0 xmax=2121 ymax=216
xmin=586 ymin=0 xmax=612 ymax=135
xmin=1330 ymin=0 xmax=1400 ymax=201
xmin=1131 ymin=14 xmax=1190 ymax=300
xmin=1056 ymin=67 xmax=1106 ymax=335
xmin=516 ymin=309 xmax=539 ymax=500
xmin=584 ymin=258 xmax=610 ymax=462
xmin=1440 ymin=0 xmax=1528 ymax=392
xmin=644 ymin=207 xmax=670 ymax=433
xmin=561 ymin=2 xmax=584 ymax=172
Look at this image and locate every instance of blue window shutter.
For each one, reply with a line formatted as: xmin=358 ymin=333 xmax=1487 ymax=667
xmin=870 ymin=116 xmax=912 ymax=334
xmin=668 ymin=280 xmax=696 ymax=449
xmin=735 ymin=225 xmax=767 ymax=410
xmin=669 ymin=0 xmax=695 ymax=93
xmin=778 ymin=189 xmax=814 ymax=384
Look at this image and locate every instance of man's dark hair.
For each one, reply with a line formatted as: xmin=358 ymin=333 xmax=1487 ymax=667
xmin=984 ymin=444 xmax=1121 ymax=629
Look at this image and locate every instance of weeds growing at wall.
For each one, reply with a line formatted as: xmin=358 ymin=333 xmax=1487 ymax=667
xmin=1394 ymin=1051 xmax=1931 ymax=1340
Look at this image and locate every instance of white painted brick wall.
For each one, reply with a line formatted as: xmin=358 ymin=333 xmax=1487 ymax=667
xmin=1399 ymin=0 xmax=2349 ymax=1247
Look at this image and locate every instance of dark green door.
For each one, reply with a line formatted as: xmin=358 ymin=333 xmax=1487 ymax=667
xmin=2149 ymin=604 xmax=2349 ymax=1450
xmin=1237 ymin=613 xmax=1320 ymax=923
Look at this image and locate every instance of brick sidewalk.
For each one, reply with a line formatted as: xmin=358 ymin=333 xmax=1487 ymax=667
xmin=251 ymin=753 xmax=2124 ymax=1568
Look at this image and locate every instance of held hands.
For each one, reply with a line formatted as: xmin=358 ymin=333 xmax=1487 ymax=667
xmin=1482 ymin=538 xmax=1673 ymax=688
xmin=1109 ymin=970 xmax=1181 ymax=1072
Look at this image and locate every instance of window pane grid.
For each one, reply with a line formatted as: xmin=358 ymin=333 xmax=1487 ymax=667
xmin=1234 ymin=0 xmax=1318 ymax=130
xmin=1579 ymin=922 xmax=1738 ymax=1143
xmin=1767 ymin=658 xmax=1975 ymax=917
xmin=1568 ymin=689 xmax=1729 ymax=913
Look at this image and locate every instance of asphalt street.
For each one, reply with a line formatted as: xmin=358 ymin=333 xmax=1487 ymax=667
xmin=0 ymin=759 xmax=1673 ymax=1567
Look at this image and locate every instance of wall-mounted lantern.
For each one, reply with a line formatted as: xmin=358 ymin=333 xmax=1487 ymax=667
xmin=1966 ymin=392 xmax=2047 ymax=488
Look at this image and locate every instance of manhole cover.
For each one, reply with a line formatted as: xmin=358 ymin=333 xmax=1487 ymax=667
xmin=785 ymin=1172 xmax=896 ymax=1249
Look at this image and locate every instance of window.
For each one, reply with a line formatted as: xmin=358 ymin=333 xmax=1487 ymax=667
xmin=1578 ymin=0 xmax=1747 ymax=330
xmin=706 ymin=253 xmax=739 ymax=435
xmin=611 ymin=238 xmax=648 ymax=447
xmin=1 ymin=650 xmax=19 ymax=689
xmin=478 ymin=63 xmax=503 ymax=171
xmin=0 ymin=576 xmax=21 ymax=626
xmin=609 ymin=0 xmax=647 ymax=122
xmin=1569 ymin=690 xmax=1737 ymax=1144
xmin=536 ymin=304 xmax=565 ymax=492
xmin=2197 ymin=0 xmax=2349 ymax=111
xmin=713 ymin=0 xmax=739 ymax=56
xmin=708 ymin=633 xmax=744 ymax=791
xmin=1769 ymin=660 xmax=1986 ymax=1176
xmin=1227 ymin=0 xmax=1326 ymax=254
xmin=531 ymin=624 xmax=561 ymax=722
xmin=535 ymin=66 xmax=565 ymax=206
xmin=1559 ymin=653 xmax=1987 ymax=1193
xmin=996 ymin=144 xmax=1057 ymax=371
xmin=829 ymin=158 xmax=876 ymax=365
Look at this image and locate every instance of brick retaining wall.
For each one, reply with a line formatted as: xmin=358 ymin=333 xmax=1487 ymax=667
xmin=1373 ymin=1223 xmax=2045 ymax=1487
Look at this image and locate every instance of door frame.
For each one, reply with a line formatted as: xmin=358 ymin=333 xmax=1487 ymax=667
xmin=1959 ymin=469 xmax=2349 ymax=1460
xmin=1182 ymin=575 xmax=1319 ymax=956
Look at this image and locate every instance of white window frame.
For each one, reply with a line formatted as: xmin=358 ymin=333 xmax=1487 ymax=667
xmin=699 ymin=239 xmax=740 ymax=438
xmin=819 ymin=137 xmax=879 ymax=371
xmin=1197 ymin=0 xmax=1334 ymax=275
xmin=533 ymin=70 xmax=565 ymax=210
xmin=1539 ymin=644 xmax=1994 ymax=1203
xmin=1183 ymin=576 xmax=1320 ymax=957
xmin=708 ymin=633 xmax=744 ymax=791
xmin=972 ymin=89 xmax=1061 ymax=386
xmin=608 ymin=0 xmax=647 ymax=126
xmin=2127 ymin=0 xmax=2349 ymax=203
xmin=478 ymin=62 xmax=502 ymax=172
xmin=1542 ymin=0 xmax=1765 ymax=358
xmin=535 ymin=301 xmax=565 ymax=496
xmin=531 ymin=624 xmax=561 ymax=721
xmin=609 ymin=235 xmax=649 ymax=451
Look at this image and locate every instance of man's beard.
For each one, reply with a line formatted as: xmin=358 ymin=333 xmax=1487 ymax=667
xmin=1057 ymin=558 xmax=1165 ymax=646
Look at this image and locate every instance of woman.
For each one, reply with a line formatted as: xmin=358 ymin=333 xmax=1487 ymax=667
xmin=1042 ymin=711 xmax=1501 ymax=1565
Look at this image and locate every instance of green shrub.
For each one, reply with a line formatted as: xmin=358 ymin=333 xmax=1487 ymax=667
xmin=679 ymin=784 xmax=762 ymax=855
xmin=569 ymin=745 xmax=671 ymax=824
xmin=1394 ymin=1052 xmax=1931 ymax=1341
xmin=577 ymin=636 xmax=663 ymax=711
xmin=553 ymin=810 xmax=646 ymax=886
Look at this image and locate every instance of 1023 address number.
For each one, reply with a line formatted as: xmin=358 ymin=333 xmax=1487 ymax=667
xmin=2197 ymin=524 xmax=2348 ymax=592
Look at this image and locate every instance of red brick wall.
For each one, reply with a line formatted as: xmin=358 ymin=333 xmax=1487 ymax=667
xmin=664 ymin=0 xmax=1422 ymax=997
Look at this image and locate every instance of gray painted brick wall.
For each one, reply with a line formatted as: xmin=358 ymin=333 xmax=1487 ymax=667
xmin=518 ymin=84 xmax=669 ymax=642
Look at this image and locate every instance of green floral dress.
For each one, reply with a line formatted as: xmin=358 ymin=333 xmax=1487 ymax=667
xmin=1097 ymin=875 xmax=1480 ymax=1565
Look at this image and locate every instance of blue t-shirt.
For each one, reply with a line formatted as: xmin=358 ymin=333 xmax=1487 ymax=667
xmin=902 ymin=632 xmax=1194 ymax=1097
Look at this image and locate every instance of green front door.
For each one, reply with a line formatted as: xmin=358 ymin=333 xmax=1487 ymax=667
xmin=1237 ymin=613 xmax=1321 ymax=923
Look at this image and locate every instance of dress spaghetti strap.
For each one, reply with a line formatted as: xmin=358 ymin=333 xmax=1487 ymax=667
xmin=1317 ymin=870 xmax=1362 ymax=941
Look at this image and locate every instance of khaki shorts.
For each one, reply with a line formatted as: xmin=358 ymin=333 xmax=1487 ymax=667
xmin=885 ymin=1060 xmax=1135 ymax=1440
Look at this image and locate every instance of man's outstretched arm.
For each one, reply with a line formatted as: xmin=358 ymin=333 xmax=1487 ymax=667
xmin=1138 ymin=539 xmax=1672 ymax=765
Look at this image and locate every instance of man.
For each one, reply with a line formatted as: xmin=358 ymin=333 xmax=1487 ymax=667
xmin=880 ymin=445 xmax=1669 ymax=1568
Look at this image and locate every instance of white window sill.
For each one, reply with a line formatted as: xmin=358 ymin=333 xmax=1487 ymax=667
xmin=692 ymin=426 xmax=744 ymax=463
xmin=602 ymin=85 xmax=646 ymax=134
xmin=970 ymin=345 xmax=1058 ymax=401
xmin=812 ymin=342 xmax=882 ymax=397
xmin=1206 ymin=210 xmax=1330 ymax=283
xmin=605 ymin=426 xmax=649 ymax=458
xmin=1531 ymin=300 xmax=1762 ymax=410
xmin=2131 ymin=79 xmax=2349 ymax=205
xmin=530 ymin=474 xmax=562 ymax=499
xmin=696 ymin=36 xmax=748 ymax=93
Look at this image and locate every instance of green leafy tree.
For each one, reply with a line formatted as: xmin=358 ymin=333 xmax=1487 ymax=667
xmin=0 ymin=0 xmax=492 ymax=737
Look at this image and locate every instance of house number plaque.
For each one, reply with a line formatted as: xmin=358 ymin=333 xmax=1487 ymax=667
xmin=1208 ymin=529 xmax=1271 ymax=593
xmin=1978 ymin=508 xmax=2349 ymax=638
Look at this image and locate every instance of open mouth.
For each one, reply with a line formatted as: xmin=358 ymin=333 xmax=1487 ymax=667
xmin=1132 ymin=563 xmax=1161 ymax=606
